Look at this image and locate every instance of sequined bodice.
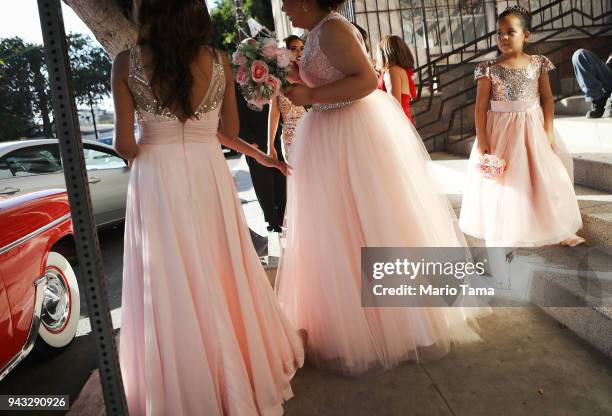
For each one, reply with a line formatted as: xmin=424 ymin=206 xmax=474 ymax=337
xmin=278 ymin=95 xmax=305 ymax=162
xmin=300 ymin=12 xmax=366 ymax=88
xmin=474 ymin=55 xmax=555 ymax=102
xmin=128 ymin=46 xmax=225 ymax=125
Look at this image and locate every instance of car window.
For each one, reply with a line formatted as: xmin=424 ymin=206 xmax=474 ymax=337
xmin=83 ymin=147 xmax=126 ymax=170
xmin=0 ymin=159 xmax=13 ymax=179
xmin=3 ymin=145 xmax=62 ymax=177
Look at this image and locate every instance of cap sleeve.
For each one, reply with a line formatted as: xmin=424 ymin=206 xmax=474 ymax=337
xmin=474 ymin=62 xmax=490 ymax=80
xmin=540 ymin=55 xmax=556 ymax=74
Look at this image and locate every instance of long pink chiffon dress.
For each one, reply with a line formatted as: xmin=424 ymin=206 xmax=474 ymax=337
xmin=275 ymin=12 xmax=486 ymax=376
xmin=459 ymin=55 xmax=582 ymax=246
xmin=119 ymin=45 xmax=304 ymax=416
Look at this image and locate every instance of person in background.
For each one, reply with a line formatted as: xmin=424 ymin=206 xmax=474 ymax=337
xmin=376 ymin=35 xmax=417 ymax=123
xmin=572 ymin=48 xmax=612 ymax=118
xmin=268 ymin=35 xmax=306 ymax=163
xmin=236 ymin=83 xmax=287 ymax=233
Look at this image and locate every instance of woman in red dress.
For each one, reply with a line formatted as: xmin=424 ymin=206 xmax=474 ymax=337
xmin=376 ymin=35 xmax=417 ymax=123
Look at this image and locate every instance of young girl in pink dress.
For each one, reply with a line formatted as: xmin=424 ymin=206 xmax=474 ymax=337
xmin=376 ymin=35 xmax=417 ymax=123
xmin=459 ymin=6 xmax=585 ymax=247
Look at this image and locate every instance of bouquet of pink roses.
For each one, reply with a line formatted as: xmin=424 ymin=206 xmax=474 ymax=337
xmin=232 ymin=36 xmax=296 ymax=111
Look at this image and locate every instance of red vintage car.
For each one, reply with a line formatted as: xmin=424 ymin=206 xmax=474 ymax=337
xmin=0 ymin=189 xmax=80 ymax=380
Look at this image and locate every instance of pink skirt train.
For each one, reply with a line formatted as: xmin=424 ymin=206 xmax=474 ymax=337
xmin=276 ymin=91 xmax=488 ymax=376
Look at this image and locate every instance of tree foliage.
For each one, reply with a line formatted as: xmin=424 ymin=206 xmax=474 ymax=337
xmin=210 ymin=0 xmax=276 ymax=53
xmin=68 ymin=33 xmax=112 ymax=109
xmin=0 ymin=38 xmax=49 ymax=140
xmin=0 ymin=34 xmax=111 ymax=142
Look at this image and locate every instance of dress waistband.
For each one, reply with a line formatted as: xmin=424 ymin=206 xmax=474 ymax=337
xmin=489 ymin=99 xmax=540 ymax=113
xmin=312 ymin=100 xmax=355 ymax=111
xmin=137 ymin=119 xmax=219 ymax=145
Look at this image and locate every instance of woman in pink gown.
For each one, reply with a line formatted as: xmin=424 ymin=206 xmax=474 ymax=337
xmin=112 ymin=2 xmax=303 ymax=414
xmin=278 ymin=0 xmax=487 ymax=375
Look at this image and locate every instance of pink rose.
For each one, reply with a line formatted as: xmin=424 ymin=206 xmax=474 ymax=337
xmin=236 ymin=66 xmax=249 ymax=86
xmin=276 ymin=48 xmax=294 ymax=68
xmin=261 ymin=38 xmax=279 ymax=58
xmin=264 ymin=75 xmax=282 ymax=97
xmin=232 ymin=51 xmax=247 ymax=66
xmin=251 ymin=60 xmax=269 ymax=83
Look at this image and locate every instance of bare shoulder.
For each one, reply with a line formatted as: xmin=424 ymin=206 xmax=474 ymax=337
xmin=319 ymin=18 xmax=356 ymax=45
xmin=112 ymin=49 xmax=131 ymax=80
xmin=388 ymin=66 xmax=404 ymax=76
xmin=216 ymin=48 xmax=230 ymax=66
xmin=113 ymin=49 xmax=131 ymax=68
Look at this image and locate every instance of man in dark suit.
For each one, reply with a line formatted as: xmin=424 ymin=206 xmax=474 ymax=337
xmin=235 ymin=85 xmax=286 ymax=232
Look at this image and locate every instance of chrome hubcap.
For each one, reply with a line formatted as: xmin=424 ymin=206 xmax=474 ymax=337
xmin=41 ymin=269 xmax=70 ymax=332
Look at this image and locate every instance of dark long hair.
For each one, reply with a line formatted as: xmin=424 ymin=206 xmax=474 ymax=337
xmin=138 ymin=0 xmax=213 ymax=118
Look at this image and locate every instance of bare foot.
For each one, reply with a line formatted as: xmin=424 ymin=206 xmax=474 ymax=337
xmin=560 ymin=235 xmax=586 ymax=247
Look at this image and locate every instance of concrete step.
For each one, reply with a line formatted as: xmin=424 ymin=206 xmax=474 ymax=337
xmin=555 ymin=116 xmax=612 ymax=154
xmin=428 ymin=154 xmax=612 ymax=357
xmin=540 ymin=305 xmax=612 ymax=358
xmin=555 ymin=95 xmax=591 ymax=116
xmin=533 ymin=251 xmax=612 ymax=358
xmin=520 ymin=246 xmax=612 ymax=358
xmin=575 ymin=153 xmax=612 ymax=193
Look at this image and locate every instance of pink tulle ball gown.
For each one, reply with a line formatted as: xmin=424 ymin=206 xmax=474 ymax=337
xmin=119 ymin=46 xmax=304 ymax=415
xmin=459 ymin=55 xmax=582 ymax=246
xmin=275 ymin=12 xmax=487 ymax=376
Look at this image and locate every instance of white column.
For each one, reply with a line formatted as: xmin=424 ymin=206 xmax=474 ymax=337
xmin=270 ymin=0 xmax=306 ymax=41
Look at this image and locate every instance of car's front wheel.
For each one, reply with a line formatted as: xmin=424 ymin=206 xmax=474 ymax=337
xmin=34 ymin=251 xmax=80 ymax=357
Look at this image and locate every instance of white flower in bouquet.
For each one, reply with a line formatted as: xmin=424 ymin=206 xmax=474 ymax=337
xmin=276 ymin=49 xmax=294 ymax=68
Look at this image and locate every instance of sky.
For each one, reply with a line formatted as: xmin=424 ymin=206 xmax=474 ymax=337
xmin=0 ymin=1 xmax=216 ymax=45
xmin=0 ymin=1 xmax=216 ymax=111
xmin=0 ymin=1 xmax=96 ymax=44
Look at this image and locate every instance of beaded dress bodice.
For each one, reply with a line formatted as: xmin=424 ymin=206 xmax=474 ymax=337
xmin=127 ymin=46 xmax=225 ymax=125
xmin=474 ymin=55 xmax=555 ymax=102
xmin=300 ymin=12 xmax=367 ymax=89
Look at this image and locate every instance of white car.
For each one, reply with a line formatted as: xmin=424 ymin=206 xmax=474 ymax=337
xmin=0 ymin=139 xmax=129 ymax=227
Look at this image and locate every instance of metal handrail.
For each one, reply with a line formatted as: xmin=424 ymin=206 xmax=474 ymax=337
xmin=413 ymin=8 xmax=612 ymax=146
xmin=415 ymin=2 xmax=612 ymax=113
xmin=422 ymin=35 xmax=612 ymax=148
xmin=442 ymin=39 xmax=612 ymax=146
